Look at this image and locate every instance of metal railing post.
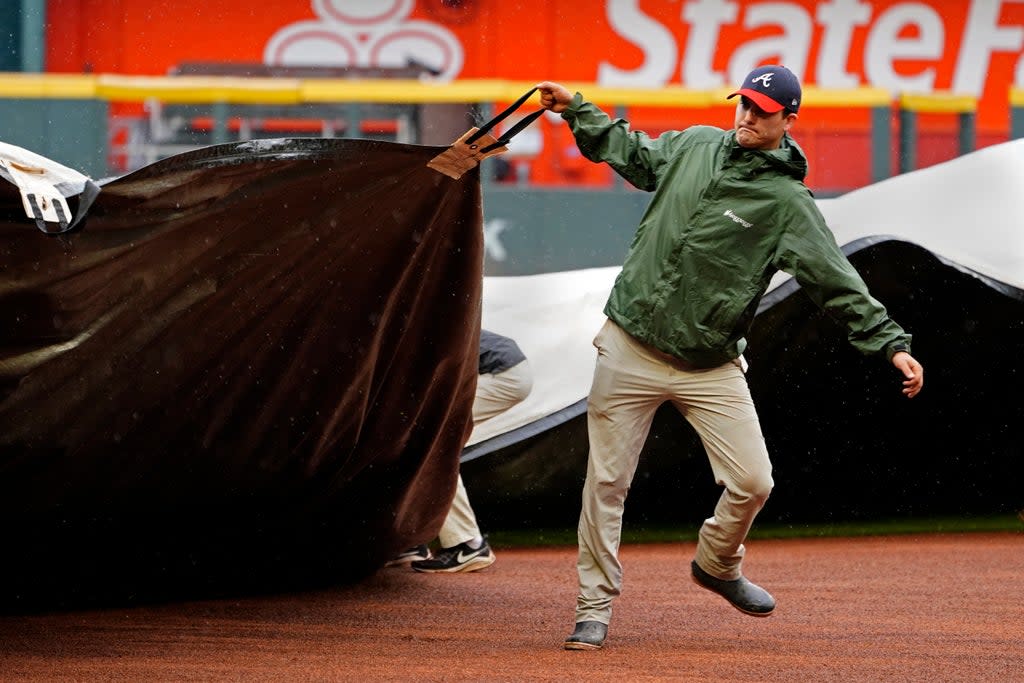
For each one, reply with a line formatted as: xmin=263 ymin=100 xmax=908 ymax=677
xmin=899 ymin=107 xmax=916 ymax=174
xmin=1010 ymin=89 xmax=1024 ymax=139
xmin=212 ymin=100 xmax=229 ymax=145
xmin=19 ymin=0 xmax=46 ymax=72
xmin=871 ymin=104 xmax=891 ymax=183
xmin=958 ymin=111 xmax=976 ymax=156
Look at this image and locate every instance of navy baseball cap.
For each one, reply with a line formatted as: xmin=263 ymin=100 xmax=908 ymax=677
xmin=728 ymin=65 xmax=802 ymax=114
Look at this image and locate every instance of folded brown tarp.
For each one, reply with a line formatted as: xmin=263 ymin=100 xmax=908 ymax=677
xmin=0 ymin=138 xmax=483 ymax=609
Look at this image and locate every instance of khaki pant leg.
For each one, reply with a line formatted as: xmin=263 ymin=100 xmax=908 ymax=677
xmin=670 ymin=363 xmax=773 ymax=580
xmin=439 ymin=361 xmax=533 ymax=548
xmin=439 ymin=474 xmax=479 ymax=549
xmin=575 ymin=321 xmax=667 ymax=624
xmin=468 ymin=361 xmax=533 ymax=430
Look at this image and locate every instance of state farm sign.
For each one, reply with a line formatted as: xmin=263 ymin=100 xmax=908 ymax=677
xmin=258 ymin=0 xmax=1023 ymax=129
xmin=48 ymin=0 xmax=1024 ymax=131
xmin=595 ymin=0 xmax=1023 ymax=98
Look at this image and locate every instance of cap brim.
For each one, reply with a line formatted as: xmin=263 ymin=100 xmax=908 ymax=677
xmin=728 ymin=88 xmax=786 ymax=113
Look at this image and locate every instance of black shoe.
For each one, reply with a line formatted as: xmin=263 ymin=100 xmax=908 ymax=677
xmin=411 ymin=540 xmax=496 ymax=573
xmin=564 ymin=621 xmax=607 ymax=650
xmin=691 ymin=560 xmax=775 ymax=616
xmin=384 ymin=544 xmax=431 ymax=567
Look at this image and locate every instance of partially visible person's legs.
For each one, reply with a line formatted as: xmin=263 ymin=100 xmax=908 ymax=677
xmin=438 ymin=474 xmax=481 ymax=549
xmin=412 ymin=360 xmax=532 ymax=573
xmin=438 ymin=359 xmax=532 ymax=548
xmin=471 ymin=361 xmax=534 ymax=424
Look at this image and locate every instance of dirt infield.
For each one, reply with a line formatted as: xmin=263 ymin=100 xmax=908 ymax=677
xmin=1 ymin=532 xmax=1020 ymax=682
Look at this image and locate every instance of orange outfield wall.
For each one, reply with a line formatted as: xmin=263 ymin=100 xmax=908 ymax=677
xmin=46 ymin=0 xmax=1024 ymax=189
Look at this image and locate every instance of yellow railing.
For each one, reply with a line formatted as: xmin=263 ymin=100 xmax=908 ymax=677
xmin=899 ymin=91 xmax=978 ymax=114
xmin=0 ymin=73 xmax=892 ymax=110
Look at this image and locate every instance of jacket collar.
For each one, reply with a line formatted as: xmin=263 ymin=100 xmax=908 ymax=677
xmin=724 ymin=130 xmax=808 ymax=181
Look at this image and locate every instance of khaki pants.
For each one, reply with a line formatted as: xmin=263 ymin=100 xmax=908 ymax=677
xmin=575 ymin=320 xmax=773 ymax=624
xmin=439 ymin=360 xmax=533 ymax=548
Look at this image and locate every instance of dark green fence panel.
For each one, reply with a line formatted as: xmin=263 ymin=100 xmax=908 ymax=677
xmin=0 ymin=98 xmax=109 ymax=178
xmin=481 ymin=187 xmax=651 ymax=275
xmin=0 ymin=4 xmax=20 ymax=71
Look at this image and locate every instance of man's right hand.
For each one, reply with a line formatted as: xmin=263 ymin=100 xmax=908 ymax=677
xmin=536 ymin=82 xmax=573 ymax=113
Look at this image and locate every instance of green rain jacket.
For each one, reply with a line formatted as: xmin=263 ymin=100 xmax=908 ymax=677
xmin=562 ymin=94 xmax=912 ymax=368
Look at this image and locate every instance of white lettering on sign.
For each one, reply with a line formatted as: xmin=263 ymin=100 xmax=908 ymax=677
xmin=729 ymin=2 xmax=812 ymax=83
xmin=816 ymin=0 xmax=872 ymax=88
xmin=596 ymin=0 xmax=1024 ymax=95
xmin=865 ymin=3 xmax=943 ymax=92
xmin=681 ymin=0 xmax=738 ymax=88
xmin=954 ymin=0 xmax=1024 ymax=94
xmin=599 ymin=0 xmax=676 ymax=85
xmin=484 ymin=218 xmax=509 ymax=262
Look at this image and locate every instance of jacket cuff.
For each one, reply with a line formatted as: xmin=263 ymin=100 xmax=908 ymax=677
xmin=561 ymin=92 xmax=585 ymax=120
xmin=886 ymin=343 xmax=910 ymax=361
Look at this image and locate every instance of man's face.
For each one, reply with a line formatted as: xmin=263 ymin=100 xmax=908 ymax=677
xmin=734 ymin=96 xmax=797 ymax=150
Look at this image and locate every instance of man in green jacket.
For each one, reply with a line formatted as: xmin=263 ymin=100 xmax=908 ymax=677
xmin=536 ymin=66 xmax=924 ymax=651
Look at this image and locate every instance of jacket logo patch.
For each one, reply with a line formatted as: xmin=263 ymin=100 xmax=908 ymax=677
xmin=723 ymin=209 xmax=754 ymax=229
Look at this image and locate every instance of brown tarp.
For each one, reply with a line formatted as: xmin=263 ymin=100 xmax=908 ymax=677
xmin=0 ymin=138 xmax=483 ymax=609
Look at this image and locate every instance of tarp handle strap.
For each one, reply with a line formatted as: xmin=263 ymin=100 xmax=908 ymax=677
xmin=26 ymin=193 xmax=64 ymax=232
xmin=465 ymin=88 xmax=545 ymax=153
xmin=479 ymin=109 xmax=546 ymax=153
xmin=31 ymin=179 xmax=101 ymax=235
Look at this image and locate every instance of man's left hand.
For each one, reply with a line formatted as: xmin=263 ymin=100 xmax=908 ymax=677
xmin=892 ymin=351 xmax=924 ymax=398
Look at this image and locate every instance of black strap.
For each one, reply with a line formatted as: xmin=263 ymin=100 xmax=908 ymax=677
xmin=466 ymin=88 xmax=545 ymax=153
